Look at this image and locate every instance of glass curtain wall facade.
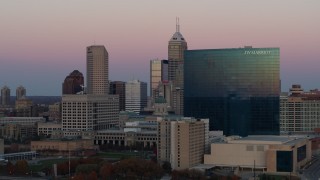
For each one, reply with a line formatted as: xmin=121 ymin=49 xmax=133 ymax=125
xmin=184 ymin=47 xmax=280 ymax=136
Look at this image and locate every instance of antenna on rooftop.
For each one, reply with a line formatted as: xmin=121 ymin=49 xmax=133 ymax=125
xmin=176 ymin=17 xmax=180 ymax=32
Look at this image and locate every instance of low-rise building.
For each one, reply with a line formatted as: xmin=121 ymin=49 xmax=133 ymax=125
xmin=37 ymin=122 xmax=62 ymax=136
xmin=31 ymin=139 xmax=96 ymax=155
xmin=204 ymin=135 xmax=311 ymax=174
xmin=0 ymin=117 xmax=45 ymax=125
xmin=0 ymin=124 xmax=37 ymax=140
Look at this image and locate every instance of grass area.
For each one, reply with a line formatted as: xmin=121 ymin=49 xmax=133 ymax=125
xmin=94 ymin=151 xmax=141 ymax=159
xmin=29 ymin=158 xmax=69 ymax=172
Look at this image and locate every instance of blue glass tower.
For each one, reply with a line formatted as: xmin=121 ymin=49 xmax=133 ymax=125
xmin=184 ymin=47 xmax=280 ymax=136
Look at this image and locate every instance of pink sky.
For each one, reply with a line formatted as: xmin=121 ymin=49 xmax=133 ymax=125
xmin=0 ymin=0 xmax=319 ymax=95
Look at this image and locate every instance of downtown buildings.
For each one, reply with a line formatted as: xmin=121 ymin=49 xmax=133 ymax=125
xmin=184 ymin=47 xmax=280 ymax=136
xmin=150 ymin=59 xmax=168 ymax=103
xmin=1 ymin=86 xmax=10 ymax=106
xmin=16 ymin=85 xmax=26 ymax=100
xmin=125 ymin=80 xmax=147 ymax=114
xmin=62 ymin=70 xmax=84 ymax=94
xmin=61 ymin=45 xmax=119 ymax=137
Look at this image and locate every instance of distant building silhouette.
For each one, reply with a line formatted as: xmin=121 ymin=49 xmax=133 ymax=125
xmin=150 ymin=59 xmax=168 ymax=104
xmin=62 ymin=70 xmax=84 ymax=94
xmin=1 ymin=86 xmax=10 ymax=106
xmin=125 ymin=80 xmax=147 ymax=114
xmin=16 ymin=85 xmax=26 ymax=100
xmin=109 ymin=81 xmax=126 ymax=111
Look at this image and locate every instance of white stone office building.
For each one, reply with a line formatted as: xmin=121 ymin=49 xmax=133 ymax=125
xmin=62 ymin=94 xmax=119 ymax=137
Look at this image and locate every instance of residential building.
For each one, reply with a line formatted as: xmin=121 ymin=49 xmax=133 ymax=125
xmin=109 ymin=81 xmax=126 ymax=111
xmin=16 ymin=85 xmax=26 ymax=100
xmin=86 ymin=45 xmax=109 ymax=95
xmin=1 ymin=86 xmax=10 ymax=106
xmin=62 ymin=70 xmax=84 ymax=94
xmin=184 ymin=47 xmax=280 ymax=136
xmin=125 ymin=80 xmax=147 ymax=114
xmin=280 ymin=84 xmax=320 ymax=134
xmin=157 ymin=117 xmax=209 ymax=170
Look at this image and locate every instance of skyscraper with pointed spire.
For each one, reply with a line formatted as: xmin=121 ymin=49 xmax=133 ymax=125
xmin=168 ymin=18 xmax=188 ymax=82
xmin=168 ymin=18 xmax=187 ymax=115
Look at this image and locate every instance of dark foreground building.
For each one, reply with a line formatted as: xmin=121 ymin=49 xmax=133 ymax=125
xmin=184 ymin=47 xmax=280 ymax=136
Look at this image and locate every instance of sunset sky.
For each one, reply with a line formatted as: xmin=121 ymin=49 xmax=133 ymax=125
xmin=0 ymin=0 xmax=319 ymax=96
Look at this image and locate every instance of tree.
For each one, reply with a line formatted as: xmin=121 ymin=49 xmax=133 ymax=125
xmin=6 ymin=161 xmax=15 ymax=175
xmin=72 ymin=173 xmax=85 ymax=180
xmin=162 ymin=161 xmax=172 ymax=174
xmin=100 ymin=162 xmax=114 ymax=179
xmin=87 ymin=171 xmax=98 ymax=180
xmin=15 ymin=160 xmax=29 ymax=175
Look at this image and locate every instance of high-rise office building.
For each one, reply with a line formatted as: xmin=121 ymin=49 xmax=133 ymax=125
xmin=1 ymin=86 xmax=10 ymax=106
xmin=110 ymin=81 xmax=126 ymax=111
xmin=86 ymin=45 xmax=109 ymax=95
xmin=168 ymin=19 xmax=188 ymax=82
xmin=125 ymin=80 xmax=147 ymax=114
xmin=16 ymin=86 xmax=26 ymax=100
xmin=168 ymin=19 xmax=188 ymax=115
xmin=150 ymin=59 xmax=168 ymax=100
xmin=184 ymin=47 xmax=280 ymax=136
xmin=157 ymin=117 xmax=209 ymax=170
xmin=62 ymin=70 xmax=84 ymax=94
xmin=62 ymin=94 xmax=119 ymax=136
xmin=280 ymin=84 xmax=320 ymax=134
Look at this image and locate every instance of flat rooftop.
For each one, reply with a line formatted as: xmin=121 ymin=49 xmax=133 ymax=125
xmin=227 ymin=135 xmax=308 ymax=145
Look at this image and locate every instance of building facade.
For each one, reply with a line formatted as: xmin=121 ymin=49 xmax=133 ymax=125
xmin=125 ymin=80 xmax=147 ymax=114
xmin=204 ymin=135 xmax=311 ymax=174
xmin=62 ymin=94 xmax=119 ymax=136
xmin=0 ymin=117 xmax=45 ymax=125
xmin=109 ymin=81 xmax=126 ymax=111
xmin=280 ymin=85 xmax=320 ymax=134
xmin=86 ymin=45 xmax=109 ymax=95
xmin=150 ymin=59 xmax=168 ymax=99
xmin=184 ymin=47 xmax=280 ymax=136
xmin=168 ymin=19 xmax=187 ymax=115
xmin=62 ymin=70 xmax=84 ymax=94
xmin=38 ymin=122 xmax=62 ymax=136
xmin=157 ymin=117 xmax=209 ymax=170
xmin=1 ymin=86 xmax=10 ymax=106
xmin=16 ymin=85 xmax=26 ymax=100
xmin=168 ymin=19 xmax=187 ymax=82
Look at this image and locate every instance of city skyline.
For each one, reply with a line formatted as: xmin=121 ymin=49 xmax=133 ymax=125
xmin=1 ymin=0 xmax=319 ymax=96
